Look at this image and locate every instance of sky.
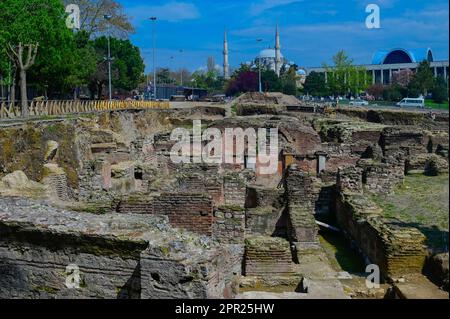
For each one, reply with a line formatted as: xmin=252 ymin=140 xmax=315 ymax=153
xmin=120 ymin=0 xmax=449 ymax=73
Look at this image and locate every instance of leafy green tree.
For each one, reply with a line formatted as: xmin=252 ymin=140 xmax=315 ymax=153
xmin=432 ymin=76 xmax=448 ymax=103
xmin=261 ymin=69 xmax=282 ymax=92
xmin=408 ymin=60 xmax=435 ymax=96
xmin=0 ymin=0 xmax=79 ymax=112
xmin=383 ymin=84 xmax=404 ymax=102
xmin=281 ymin=65 xmax=298 ymax=96
xmin=304 ymin=71 xmax=327 ymax=96
xmin=324 ymin=50 xmax=369 ymax=97
xmin=90 ymin=36 xmax=145 ymax=98
xmin=191 ymin=69 xmax=224 ymax=93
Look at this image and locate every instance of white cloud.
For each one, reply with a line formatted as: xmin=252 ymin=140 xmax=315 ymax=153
xmin=127 ymin=1 xmax=200 ymax=24
xmin=249 ymin=0 xmax=304 ymax=15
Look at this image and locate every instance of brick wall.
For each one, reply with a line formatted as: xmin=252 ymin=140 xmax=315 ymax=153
xmin=154 ymin=193 xmax=214 ymax=236
xmin=116 ymin=193 xmax=214 ymax=236
xmin=284 ymin=166 xmax=319 ymax=243
xmin=116 ymin=195 xmax=154 ymax=214
xmin=244 ymin=236 xmax=295 ymax=276
xmin=336 ymin=193 xmax=427 ymax=278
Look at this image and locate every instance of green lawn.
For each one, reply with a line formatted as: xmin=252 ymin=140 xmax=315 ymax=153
xmin=425 ymin=99 xmax=449 ymax=110
xmin=371 ymin=174 xmax=449 ymax=252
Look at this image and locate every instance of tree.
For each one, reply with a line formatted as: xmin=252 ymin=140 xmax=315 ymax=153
xmin=366 ymin=84 xmax=384 ymax=100
xmin=304 ymin=71 xmax=327 ymax=97
xmin=156 ymin=68 xmax=176 ymax=85
xmin=261 ymin=69 xmax=282 ymax=92
xmin=225 ymin=64 xmax=258 ymax=96
xmin=408 ymin=60 xmax=434 ymax=96
xmin=432 ymin=76 xmax=448 ymax=103
xmin=191 ymin=69 xmax=224 ymax=93
xmin=6 ymin=43 xmax=39 ymax=116
xmin=392 ymin=69 xmax=414 ymax=88
xmin=383 ymin=84 xmax=404 ymax=102
xmin=90 ymin=36 xmax=145 ymax=98
xmin=0 ymin=0 xmax=78 ymax=111
xmin=281 ymin=65 xmax=298 ymax=96
xmin=63 ymin=0 xmax=134 ymax=37
xmin=324 ymin=50 xmax=369 ymax=97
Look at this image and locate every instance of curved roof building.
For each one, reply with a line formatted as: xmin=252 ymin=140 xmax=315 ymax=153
xmin=372 ymin=48 xmax=434 ymax=65
xmin=306 ymin=47 xmax=448 ymax=86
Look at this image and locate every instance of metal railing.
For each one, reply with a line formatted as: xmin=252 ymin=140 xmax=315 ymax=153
xmin=0 ymin=100 xmax=170 ymax=119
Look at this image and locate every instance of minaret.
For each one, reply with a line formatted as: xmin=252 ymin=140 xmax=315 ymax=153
xmin=223 ymin=30 xmax=230 ymax=79
xmin=275 ymin=24 xmax=281 ymax=77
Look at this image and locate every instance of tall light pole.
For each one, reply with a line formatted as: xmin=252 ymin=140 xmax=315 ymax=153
xmin=179 ymin=49 xmax=184 ymax=86
xmin=257 ymin=38 xmax=263 ymax=93
xmin=150 ymin=17 xmax=157 ymax=100
xmin=104 ymin=15 xmax=112 ymax=101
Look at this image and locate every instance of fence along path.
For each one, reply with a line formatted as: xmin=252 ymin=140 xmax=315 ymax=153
xmin=0 ymin=100 xmax=170 ymax=119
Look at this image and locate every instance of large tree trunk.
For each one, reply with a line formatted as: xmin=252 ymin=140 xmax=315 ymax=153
xmin=6 ymin=43 xmax=39 ymax=117
xmin=20 ymin=69 xmax=28 ymax=117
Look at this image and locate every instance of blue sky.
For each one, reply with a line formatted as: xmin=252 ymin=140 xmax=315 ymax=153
xmin=120 ymin=0 xmax=449 ymax=73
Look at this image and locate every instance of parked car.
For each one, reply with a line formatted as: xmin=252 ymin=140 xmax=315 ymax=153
xmin=349 ymin=99 xmax=369 ymax=106
xmin=396 ymin=98 xmax=425 ymax=109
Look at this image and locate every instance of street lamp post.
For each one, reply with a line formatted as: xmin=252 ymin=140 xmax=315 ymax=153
xmin=104 ymin=15 xmax=112 ymax=101
xmin=179 ymin=49 xmax=184 ymax=86
xmin=150 ymin=17 xmax=157 ymax=100
xmin=257 ymin=39 xmax=263 ymax=93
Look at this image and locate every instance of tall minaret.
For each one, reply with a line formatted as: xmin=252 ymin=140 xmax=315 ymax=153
xmin=275 ymin=24 xmax=281 ymax=77
xmin=223 ymin=30 xmax=230 ymax=79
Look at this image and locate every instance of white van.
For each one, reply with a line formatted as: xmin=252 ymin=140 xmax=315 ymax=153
xmin=396 ymin=98 xmax=425 ymax=109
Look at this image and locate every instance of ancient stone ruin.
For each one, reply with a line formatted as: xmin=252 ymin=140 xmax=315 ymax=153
xmin=0 ymin=98 xmax=448 ymax=299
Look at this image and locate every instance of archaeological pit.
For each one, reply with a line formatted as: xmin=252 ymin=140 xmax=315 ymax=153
xmin=0 ymin=94 xmax=448 ymax=299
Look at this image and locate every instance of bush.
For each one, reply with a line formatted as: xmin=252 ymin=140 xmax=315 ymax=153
xmin=383 ymin=84 xmax=404 ymax=102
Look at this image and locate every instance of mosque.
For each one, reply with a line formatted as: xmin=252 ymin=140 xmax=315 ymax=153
xmin=223 ymin=26 xmax=307 ymax=85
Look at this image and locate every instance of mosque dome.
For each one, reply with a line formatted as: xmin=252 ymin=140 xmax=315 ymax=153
xmin=259 ymin=48 xmax=283 ymax=59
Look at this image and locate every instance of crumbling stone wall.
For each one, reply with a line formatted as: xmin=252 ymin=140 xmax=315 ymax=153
xmin=335 ymin=167 xmax=427 ymax=278
xmin=358 ymin=159 xmax=405 ymax=194
xmin=381 ymin=127 xmax=427 ymax=157
xmin=245 ymin=186 xmax=286 ymax=237
xmin=79 ymin=159 xmax=114 ymax=202
xmin=337 ymin=166 xmax=363 ymax=194
xmin=213 ymin=206 xmax=245 ymax=244
xmin=0 ymin=198 xmax=240 ymax=299
xmin=284 ymin=166 xmax=319 ymax=243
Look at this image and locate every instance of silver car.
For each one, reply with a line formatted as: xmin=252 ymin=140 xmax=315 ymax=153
xmin=349 ymin=99 xmax=369 ymax=106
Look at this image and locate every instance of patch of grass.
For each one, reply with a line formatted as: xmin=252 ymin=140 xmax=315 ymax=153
xmin=425 ymin=99 xmax=449 ymax=110
xmin=371 ymin=174 xmax=449 ymax=252
xmin=230 ymin=104 xmax=237 ymax=116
